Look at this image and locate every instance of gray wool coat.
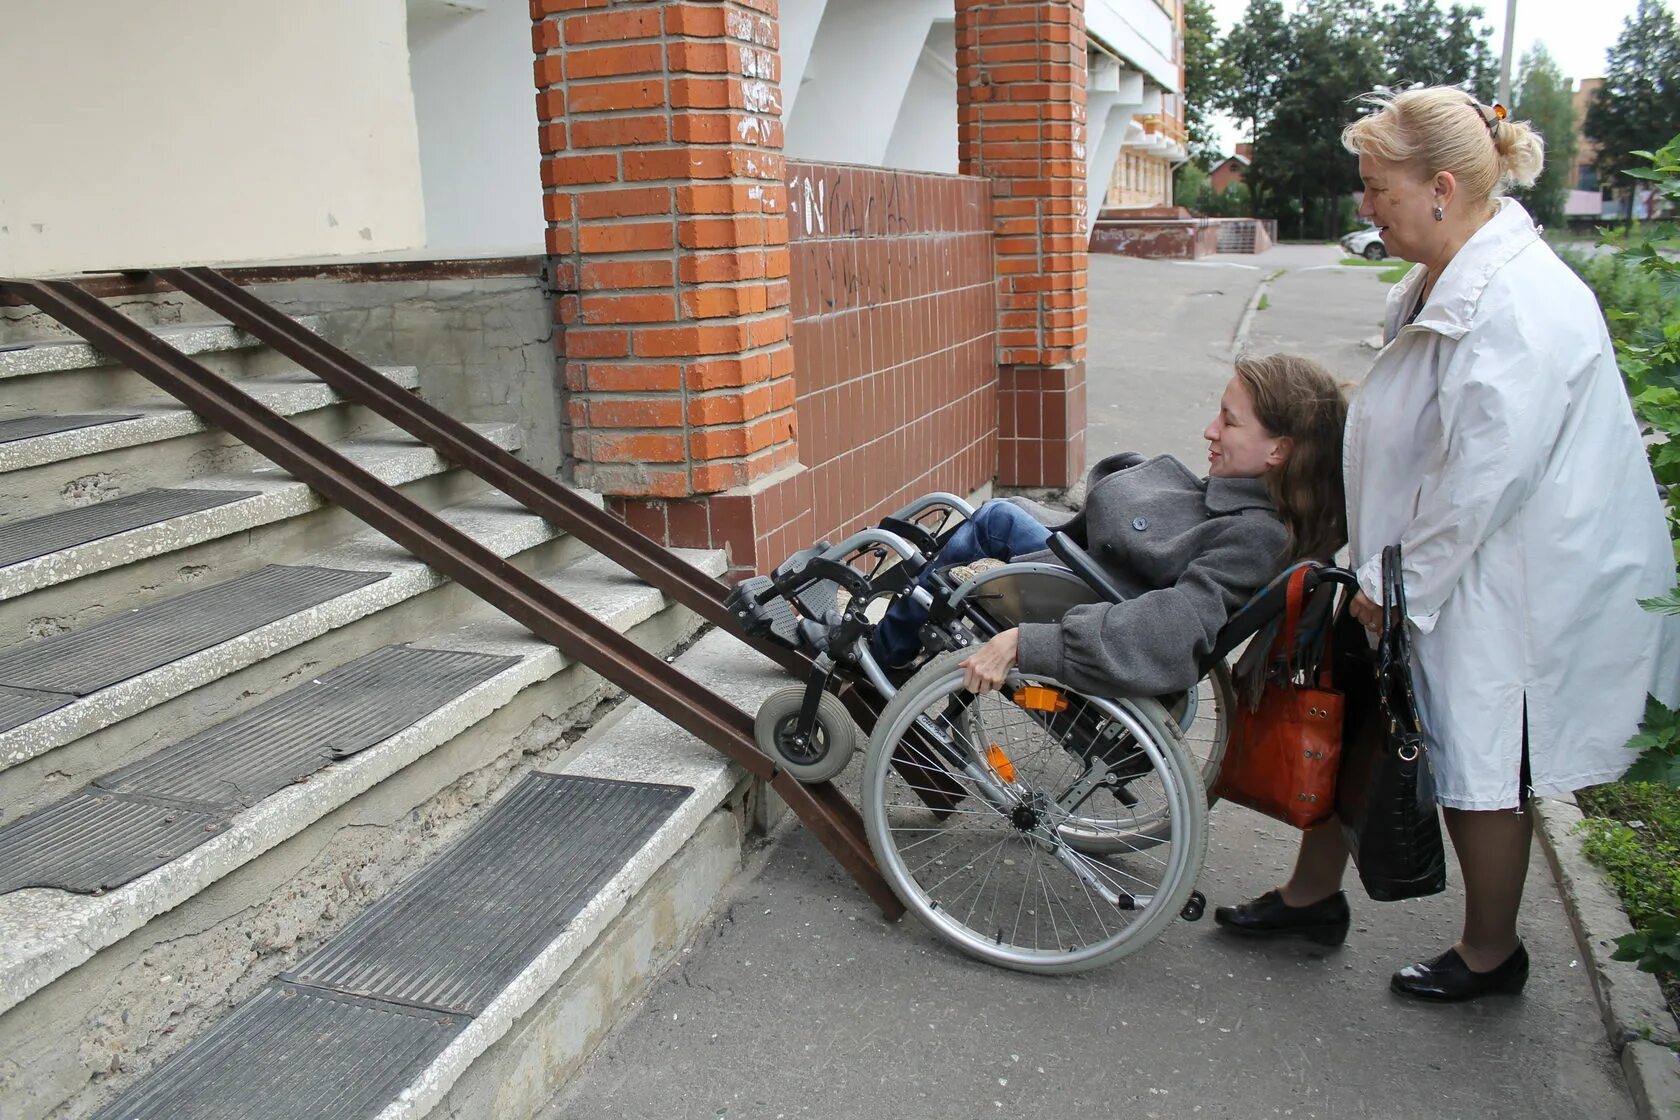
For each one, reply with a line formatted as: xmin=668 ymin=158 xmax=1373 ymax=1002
xmin=1008 ymin=452 xmax=1289 ymax=697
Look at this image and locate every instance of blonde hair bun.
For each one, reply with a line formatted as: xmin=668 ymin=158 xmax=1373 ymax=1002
xmin=1342 ymin=85 xmax=1547 ymax=206
xmin=1494 ymin=117 xmax=1545 ymax=190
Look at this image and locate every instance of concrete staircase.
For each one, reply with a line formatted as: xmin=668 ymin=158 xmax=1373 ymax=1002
xmin=0 ymin=304 xmax=779 ymax=1119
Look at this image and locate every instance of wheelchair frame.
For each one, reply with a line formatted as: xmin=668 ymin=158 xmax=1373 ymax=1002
xmin=725 ymin=491 xmax=1355 ymax=973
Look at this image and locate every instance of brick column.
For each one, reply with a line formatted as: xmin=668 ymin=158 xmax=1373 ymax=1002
xmin=533 ymin=0 xmax=804 ymax=576
xmin=955 ymin=0 xmax=1089 ymax=489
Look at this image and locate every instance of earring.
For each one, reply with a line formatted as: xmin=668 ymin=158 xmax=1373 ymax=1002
xmin=1433 ymin=205 xmax=1445 ymax=222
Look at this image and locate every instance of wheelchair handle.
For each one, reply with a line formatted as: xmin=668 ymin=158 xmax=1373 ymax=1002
xmin=886 ymin=492 xmax=977 ymax=524
xmin=818 ymin=527 xmax=930 ymax=571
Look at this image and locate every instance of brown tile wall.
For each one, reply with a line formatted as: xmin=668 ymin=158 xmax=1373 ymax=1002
xmin=783 ymin=161 xmax=998 ymax=552
xmin=610 ymin=163 xmax=999 ymax=579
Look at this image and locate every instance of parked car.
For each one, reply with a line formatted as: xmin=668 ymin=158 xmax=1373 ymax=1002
xmin=1341 ymin=226 xmax=1388 ymax=260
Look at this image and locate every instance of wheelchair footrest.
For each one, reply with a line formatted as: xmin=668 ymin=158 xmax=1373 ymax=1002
xmin=725 ymin=576 xmax=793 ymax=646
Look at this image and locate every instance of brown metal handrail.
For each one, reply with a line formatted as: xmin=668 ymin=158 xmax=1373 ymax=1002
xmin=1 ymin=276 xmax=903 ymax=919
xmin=156 ymin=267 xmax=808 ymax=676
xmin=149 ymin=268 xmax=962 ymax=812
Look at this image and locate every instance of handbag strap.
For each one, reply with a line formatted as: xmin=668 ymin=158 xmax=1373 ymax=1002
xmin=1378 ymin=545 xmax=1423 ymax=735
xmin=1279 ymin=565 xmax=1307 ymax=658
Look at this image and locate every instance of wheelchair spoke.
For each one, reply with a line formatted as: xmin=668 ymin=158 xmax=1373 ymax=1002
xmin=862 ymin=650 xmax=1208 ymax=972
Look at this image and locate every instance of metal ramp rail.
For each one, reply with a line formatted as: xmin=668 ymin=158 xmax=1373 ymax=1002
xmin=1 ymin=274 xmax=903 ymax=919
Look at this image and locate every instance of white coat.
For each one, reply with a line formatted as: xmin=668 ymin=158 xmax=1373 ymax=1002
xmin=1344 ymin=199 xmax=1680 ymax=809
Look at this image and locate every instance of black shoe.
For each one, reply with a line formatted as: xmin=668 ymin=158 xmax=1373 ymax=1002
xmin=1213 ymin=889 xmax=1350 ymax=946
xmin=1390 ymin=943 xmax=1529 ymax=1002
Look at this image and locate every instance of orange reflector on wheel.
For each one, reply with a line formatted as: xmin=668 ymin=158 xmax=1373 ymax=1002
xmin=985 ymin=744 xmax=1017 ymax=783
xmin=1012 ymin=685 xmax=1068 ymax=713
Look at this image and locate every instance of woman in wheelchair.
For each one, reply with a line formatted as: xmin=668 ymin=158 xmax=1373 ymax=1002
xmin=869 ymin=352 xmax=1349 ymax=699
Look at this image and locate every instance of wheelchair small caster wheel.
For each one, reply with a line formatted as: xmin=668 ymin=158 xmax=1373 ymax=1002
xmin=1180 ymin=890 xmax=1206 ymax=922
xmin=754 ymin=685 xmax=858 ymax=784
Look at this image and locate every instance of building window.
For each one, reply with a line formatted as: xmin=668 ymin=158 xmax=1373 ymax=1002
xmin=1578 ymin=164 xmax=1599 ymax=191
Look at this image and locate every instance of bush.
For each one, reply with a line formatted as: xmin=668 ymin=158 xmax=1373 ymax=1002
xmin=1573 ymin=133 xmax=1680 ymax=998
xmin=1556 ymin=244 xmax=1669 ymax=347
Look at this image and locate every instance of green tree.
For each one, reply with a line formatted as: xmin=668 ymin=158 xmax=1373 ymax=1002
xmin=1247 ymin=0 xmax=1385 ymax=238
xmin=1182 ymin=0 xmax=1229 ymax=166
xmin=1215 ymin=0 xmax=1292 ymax=210
xmin=1585 ymin=0 xmax=1680 ymax=220
xmin=1510 ymin=45 xmax=1578 ymax=228
xmin=1380 ymin=0 xmax=1496 ymax=95
xmin=1174 ymin=159 xmax=1210 ymax=210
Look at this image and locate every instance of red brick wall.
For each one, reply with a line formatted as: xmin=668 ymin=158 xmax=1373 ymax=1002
xmin=955 ymin=0 xmax=1089 ymax=489
xmin=785 ymin=162 xmax=997 ymax=546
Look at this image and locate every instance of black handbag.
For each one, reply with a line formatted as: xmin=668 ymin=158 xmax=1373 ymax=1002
xmin=1335 ymin=544 xmax=1448 ymax=902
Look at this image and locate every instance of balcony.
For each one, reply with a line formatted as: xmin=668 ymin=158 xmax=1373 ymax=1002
xmin=1085 ymin=0 xmax=1180 ymax=93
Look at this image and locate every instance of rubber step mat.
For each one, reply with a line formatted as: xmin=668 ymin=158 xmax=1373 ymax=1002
xmin=0 ymin=684 xmax=74 ymax=734
xmin=94 ymin=773 xmax=689 ymax=1120
xmin=0 ymin=487 xmax=259 ymax=568
xmin=0 ymin=413 xmax=139 ymax=445
xmin=0 ymin=791 xmax=224 ymax=894
xmin=0 ymin=564 xmax=387 ymax=696
xmin=97 ymin=646 xmax=521 ymax=807
xmin=283 ymin=772 xmax=689 ymax=1014
xmin=91 ymin=982 xmax=463 ymax=1120
xmin=0 ymin=645 xmax=518 ymax=895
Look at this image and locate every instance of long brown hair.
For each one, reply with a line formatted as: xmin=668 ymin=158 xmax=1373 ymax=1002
xmin=1235 ymin=353 xmax=1349 ymax=562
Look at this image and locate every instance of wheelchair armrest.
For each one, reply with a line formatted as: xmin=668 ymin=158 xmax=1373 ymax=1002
xmin=1047 ymin=532 xmax=1124 ymax=605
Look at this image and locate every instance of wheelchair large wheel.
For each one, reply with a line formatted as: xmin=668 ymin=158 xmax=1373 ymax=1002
xmin=1165 ymin=658 xmax=1235 ymax=796
xmin=860 ymin=650 xmax=1207 ymax=975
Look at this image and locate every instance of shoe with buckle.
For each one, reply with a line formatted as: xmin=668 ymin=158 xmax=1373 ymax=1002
xmin=1213 ymin=889 xmax=1350 ymax=946
xmin=1390 ymin=942 xmax=1529 ymax=1002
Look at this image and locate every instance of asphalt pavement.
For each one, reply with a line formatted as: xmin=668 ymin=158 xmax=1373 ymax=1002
xmin=542 ymin=243 xmax=1632 ymax=1120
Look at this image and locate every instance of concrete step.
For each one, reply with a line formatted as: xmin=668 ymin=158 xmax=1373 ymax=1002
xmin=0 ymin=364 xmax=421 ymax=519
xmin=0 ymin=485 xmax=597 ymax=811
xmin=0 ymin=318 xmax=321 ymax=418
xmin=0 ymin=557 xmax=738 ymax=1120
xmin=0 ymin=419 xmax=521 ymax=618
xmin=35 ymin=625 xmax=783 ymax=1120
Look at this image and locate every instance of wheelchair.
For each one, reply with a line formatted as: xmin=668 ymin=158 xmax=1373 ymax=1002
xmin=725 ymin=492 xmax=1343 ymax=975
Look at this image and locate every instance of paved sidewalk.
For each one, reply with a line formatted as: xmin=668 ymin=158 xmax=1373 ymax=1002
xmin=543 ymin=244 xmax=1636 ymax=1120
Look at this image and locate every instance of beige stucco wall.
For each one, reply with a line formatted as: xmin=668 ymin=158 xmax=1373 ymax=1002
xmin=0 ymin=0 xmax=426 ymax=277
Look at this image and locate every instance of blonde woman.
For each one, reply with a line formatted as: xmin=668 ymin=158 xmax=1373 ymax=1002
xmin=1215 ymin=87 xmax=1680 ymax=1002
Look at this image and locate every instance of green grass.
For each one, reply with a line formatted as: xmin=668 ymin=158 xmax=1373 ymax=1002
xmin=1578 ymin=781 xmax=1680 ymax=1018
xmin=1339 ymin=256 xmax=1412 ymax=285
xmin=1256 ymin=293 xmax=1270 ymax=311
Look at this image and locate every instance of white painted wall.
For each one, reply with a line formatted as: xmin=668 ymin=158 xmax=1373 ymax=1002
xmin=778 ymin=0 xmax=832 ymax=121
xmin=0 ymin=0 xmax=426 ymax=276
xmin=785 ymin=0 xmax=948 ymax=166
xmin=1086 ymin=60 xmax=1147 ymax=215
xmin=407 ymin=0 xmax=545 ymax=254
xmin=1085 ymin=0 xmax=1178 ymax=93
xmin=882 ymin=22 xmax=960 ymax=174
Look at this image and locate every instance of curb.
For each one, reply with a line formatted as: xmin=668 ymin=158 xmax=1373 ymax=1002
xmin=1532 ymin=795 xmax=1680 ymax=1118
xmin=1229 ymin=269 xmax=1283 ymax=358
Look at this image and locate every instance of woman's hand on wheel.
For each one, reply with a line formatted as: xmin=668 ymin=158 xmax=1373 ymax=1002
xmin=960 ymin=629 xmax=1020 ymax=694
xmin=1350 ymin=590 xmax=1387 ymax=634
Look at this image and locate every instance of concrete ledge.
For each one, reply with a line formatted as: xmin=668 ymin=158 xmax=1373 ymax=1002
xmin=0 ymin=489 xmax=610 ymax=772
xmin=0 ymin=319 xmax=311 ymax=381
xmin=0 ymin=420 xmax=518 ymax=601
xmin=0 ymin=365 xmax=418 ymax=475
xmin=0 ymin=549 xmax=729 ymax=1018
xmin=373 ymin=625 xmax=789 ymax=1120
xmin=1533 ymin=795 xmax=1680 ymax=1118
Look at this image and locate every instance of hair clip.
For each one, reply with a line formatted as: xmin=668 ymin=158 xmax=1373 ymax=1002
xmin=1470 ymin=98 xmax=1503 ymax=137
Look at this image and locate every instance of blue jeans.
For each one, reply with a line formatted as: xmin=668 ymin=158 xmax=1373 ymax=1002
xmin=869 ymin=500 xmax=1053 ymax=667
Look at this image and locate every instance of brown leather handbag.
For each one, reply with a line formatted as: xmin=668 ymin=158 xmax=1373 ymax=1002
xmin=1213 ymin=565 xmax=1343 ymax=829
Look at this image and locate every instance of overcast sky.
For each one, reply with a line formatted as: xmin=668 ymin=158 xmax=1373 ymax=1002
xmin=1203 ymin=0 xmax=1668 ymax=151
